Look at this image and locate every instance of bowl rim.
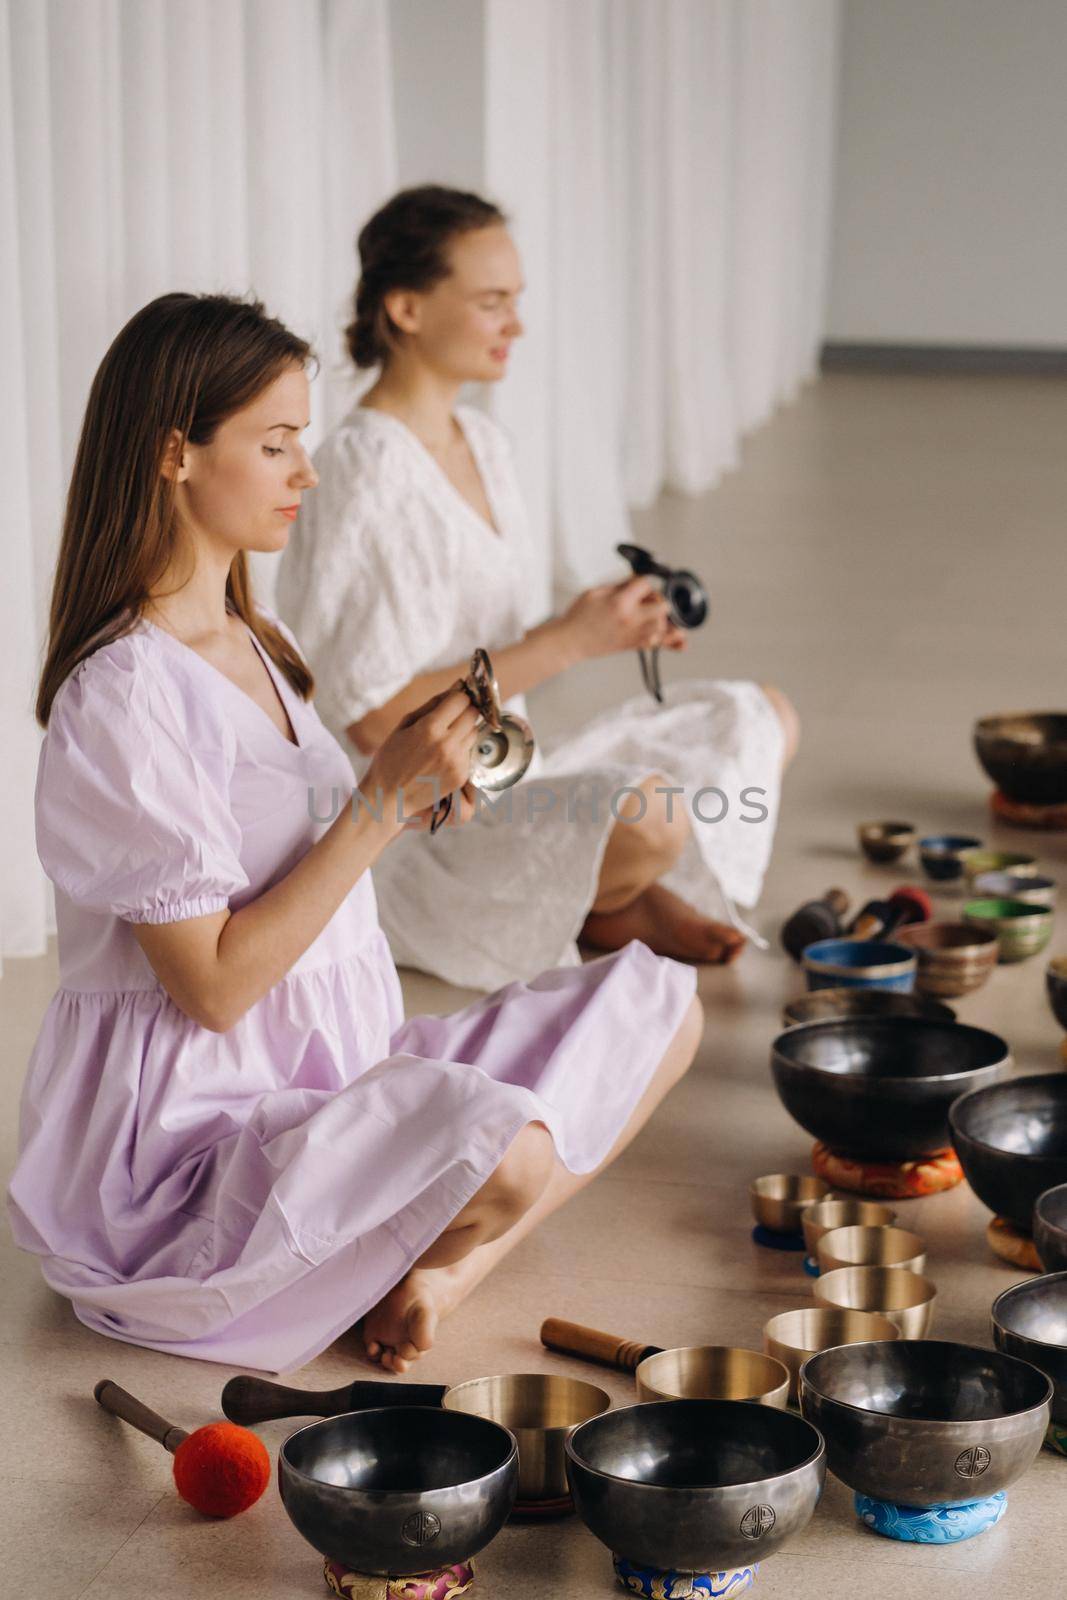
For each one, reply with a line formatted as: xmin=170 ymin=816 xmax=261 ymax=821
xmin=813 ymin=1264 xmax=937 ymax=1308
xmin=974 ymin=872 xmax=1055 ymax=894
xmin=896 ymin=920 xmax=999 ymax=952
xmin=963 ymin=898 xmax=1052 ymax=925
xmin=959 ymin=848 xmax=1038 ymax=870
xmin=763 ymin=1306 xmax=902 ymax=1345
xmin=564 ymin=1397 xmax=825 ymax=1490
xmin=749 ymin=1173 xmax=831 ymax=1200
xmin=949 ymin=1073 xmax=1067 ymax=1161
xmin=781 ymin=991 xmax=957 ymax=1026
xmin=279 ymin=1405 xmax=519 ymax=1492
xmin=801 ymin=938 xmax=917 ymax=979
xmin=1034 ymin=1182 xmax=1067 ymax=1229
xmin=441 ymin=1372 xmax=613 ymax=1430
xmin=918 ymin=834 xmax=983 ymax=854
xmin=634 ymin=1345 xmax=791 ymax=1403
xmin=991 ymin=1273 xmax=1067 ymax=1345
xmin=975 ymin=711 xmax=1067 ymax=741
xmin=799 ymin=1339 xmax=1053 ymax=1420
xmin=815 ymin=1224 xmax=926 ymax=1269
xmin=857 ymin=820 xmax=916 ymax=838
xmin=772 ymin=1016 xmax=1011 ymax=1087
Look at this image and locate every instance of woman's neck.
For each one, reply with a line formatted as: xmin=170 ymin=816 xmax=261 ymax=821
xmin=361 ymin=360 xmax=464 ymax=457
xmin=144 ymin=538 xmax=234 ymax=645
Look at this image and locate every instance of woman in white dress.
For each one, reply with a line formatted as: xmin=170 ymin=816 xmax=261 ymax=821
xmin=278 ymin=187 xmax=799 ymax=992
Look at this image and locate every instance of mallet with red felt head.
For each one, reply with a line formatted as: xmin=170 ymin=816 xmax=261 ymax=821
xmin=94 ymin=1379 xmax=270 ymax=1518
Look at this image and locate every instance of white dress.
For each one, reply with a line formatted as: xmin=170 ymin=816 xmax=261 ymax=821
xmin=277 ymin=405 xmax=784 ymax=990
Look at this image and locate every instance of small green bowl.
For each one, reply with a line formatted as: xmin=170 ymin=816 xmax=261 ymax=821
xmin=963 ymin=898 xmax=1054 ymax=964
xmin=959 ymin=848 xmax=1038 ymax=888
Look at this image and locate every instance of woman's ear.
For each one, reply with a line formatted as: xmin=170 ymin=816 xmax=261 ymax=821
xmin=381 ymin=288 xmax=421 ymax=338
xmin=160 ymin=429 xmax=190 ymax=483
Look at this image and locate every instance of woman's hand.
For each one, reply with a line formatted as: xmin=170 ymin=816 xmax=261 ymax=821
xmin=361 ymin=685 xmax=481 ymax=830
xmin=558 ymin=576 xmax=688 ymax=663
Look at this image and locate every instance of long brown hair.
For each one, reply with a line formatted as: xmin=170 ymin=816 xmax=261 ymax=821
xmin=37 ymin=292 xmax=315 ymax=726
xmin=346 ymin=185 xmax=506 ymax=368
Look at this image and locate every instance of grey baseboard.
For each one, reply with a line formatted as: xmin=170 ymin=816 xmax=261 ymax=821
xmin=820 ymin=341 xmax=1067 ymax=375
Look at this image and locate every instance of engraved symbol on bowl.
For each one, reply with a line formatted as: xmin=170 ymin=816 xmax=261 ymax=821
xmin=955 ymin=1445 xmax=991 ymax=1478
xmin=740 ymin=1503 xmax=777 ymax=1538
xmin=401 ymin=1510 xmax=443 ymax=1546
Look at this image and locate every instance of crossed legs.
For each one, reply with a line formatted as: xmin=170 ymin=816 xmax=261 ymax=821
xmin=362 ymin=993 xmax=704 ymax=1372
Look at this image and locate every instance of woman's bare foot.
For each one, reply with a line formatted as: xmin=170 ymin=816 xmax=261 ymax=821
xmin=582 ymin=882 xmax=746 ymax=965
xmin=362 ymin=1268 xmax=443 ymax=1374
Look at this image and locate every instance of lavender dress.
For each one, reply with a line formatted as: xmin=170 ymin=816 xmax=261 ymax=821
xmin=7 ymin=615 xmax=696 ymax=1372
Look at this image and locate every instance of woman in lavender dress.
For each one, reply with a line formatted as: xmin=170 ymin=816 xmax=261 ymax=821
xmin=6 ymin=293 xmax=700 ymax=1375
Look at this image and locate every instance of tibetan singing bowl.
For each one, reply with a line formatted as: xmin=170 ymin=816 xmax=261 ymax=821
xmin=919 ymin=833 xmax=983 ymax=884
xmin=278 ymin=1407 xmax=518 ymax=1575
xmin=950 ymin=1073 xmax=1067 ymax=1231
xmin=771 ymin=1016 xmax=1009 ymax=1162
xmin=993 ymin=1272 xmax=1067 ymax=1430
xmin=635 ymin=1346 xmax=790 ymax=1409
xmin=974 ymin=712 xmax=1067 ymax=806
xmin=1034 ymin=1184 xmax=1067 ymax=1273
xmin=816 ymin=1224 xmax=926 ymax=1276
xmin=802 ymin=1198 xmax=897 ymax=1259
xmin=959 ymin=847 xmax=1038 ymax=887
xmin=750 ymin=1174 xmax=831 ymax=1234
xmin=896 ymin=921 xmax=999 ymax=999
xmin=781 ymin=989 xmax=956 ymax=1028
xmin=1047 ymin=956 xmax=1067 ymax=1031
xmin=963 ymin=898 xmax=1053 ymax=964
xmin=566 ymin=1399 xmax=825 ymax=1572
xmin=857 ymin=821 xmax=915 ymax=863
xmin=442 ymin=1374 xmax=610 ymax=1503
xmin=800 ymin=1340 xmax=1052 ymax=1507
xmin=802 ymin=937 xmax=917 ymax=994
xmin=814 ymin=1266 xmax=937 ymax=1339
xmin=763 ymin=1307 xmax=899 ymax=1402
xmin=974 ymin=871 xmax=1056 ymax=909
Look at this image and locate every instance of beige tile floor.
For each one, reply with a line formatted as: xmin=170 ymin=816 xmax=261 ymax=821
xmin=3 ymin=370 xmax=1067 ymax=1597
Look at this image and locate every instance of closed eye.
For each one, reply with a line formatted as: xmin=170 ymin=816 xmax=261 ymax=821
xmin=263 ymin=446 xmax=284 ymax=457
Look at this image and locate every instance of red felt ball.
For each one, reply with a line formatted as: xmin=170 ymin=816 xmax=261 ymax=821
xmin=172 ymin=1421 xmax=271 ymax=1518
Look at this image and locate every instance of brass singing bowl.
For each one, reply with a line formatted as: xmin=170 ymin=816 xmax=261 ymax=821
xmin=763 ymin=1307 xmax=900 ymax=1402
xmin=814 ymin=1266 xmax=937 ymax=1339
xmin=635 ymin=1346 xmax=790 ymax=1409
xmin=816 ymin=1224 xmax=927 ymax=1276
xmin=442 ymin=1374 xmax=610 ymax=1503
xmin=801 ymin=1198 xmax=897 ymax=1258
xmin=750 ymin=1174 xmax=832 ymax=1234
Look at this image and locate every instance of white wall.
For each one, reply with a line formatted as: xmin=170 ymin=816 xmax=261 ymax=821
xmin=827 ymin=0 xmax=1067 ymax=346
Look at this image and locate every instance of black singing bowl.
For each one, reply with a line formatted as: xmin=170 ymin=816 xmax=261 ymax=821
xmin=993 ymin=1273 xmax=1067 ymax=1430
xmin=974 ymin=713 xmax=1067 ymax=805
xmin=1034 ymin=1183 xmax=1067 ymax=1272
xmin=950 ymin=1074 xmax=1067 ymax=1232
xmin=770 ymin=1017 xmax=1010 ymax=1161
xmin=800 ymin=1341 xmax=1051 ymax=1508
xmin=278 ymin=1408 xmax=518 ymax=1575
xmin=565 ymin=1399 xmax=824 ymax=1573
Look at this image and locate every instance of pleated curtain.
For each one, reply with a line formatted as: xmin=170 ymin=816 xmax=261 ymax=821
xmin=0 ymin=0 xmax=397 ymax=963
xmin=2 ymin=0 xmax=840 ymax=964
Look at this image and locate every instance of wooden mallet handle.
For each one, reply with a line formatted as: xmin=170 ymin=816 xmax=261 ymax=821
xmin=94 ymin=1379 xmax=189 ymax=1454
xmin=220 ymin=1374 xmax=448 ymax=1425
xmin=540 ymin=1318 xmax=660 ymax=1372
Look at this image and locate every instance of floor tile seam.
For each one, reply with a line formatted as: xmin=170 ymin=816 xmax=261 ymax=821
xmin=73 ymin=1490 xmax=171 ymax=1599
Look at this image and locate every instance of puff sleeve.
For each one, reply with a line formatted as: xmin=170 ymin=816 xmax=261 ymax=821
xmin=37 ymin=638 xmax=249 ymax=923
xmin=276 ymin=430 xmax=456 ymax=733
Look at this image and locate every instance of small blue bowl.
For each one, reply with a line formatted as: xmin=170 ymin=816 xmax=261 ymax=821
xmin=919 ymin=834 xmax=983 ymax=883
xmin=803 ymin=939 xmax=918 ymax=993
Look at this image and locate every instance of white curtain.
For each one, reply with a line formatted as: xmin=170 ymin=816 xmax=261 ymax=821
xmin=485 ymin=0 xmax=841 ymax=593
xmin=0 ymin=0 xmax=397 ymax=963
xmin=2 ymin=0 xmax=839 ymax=964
